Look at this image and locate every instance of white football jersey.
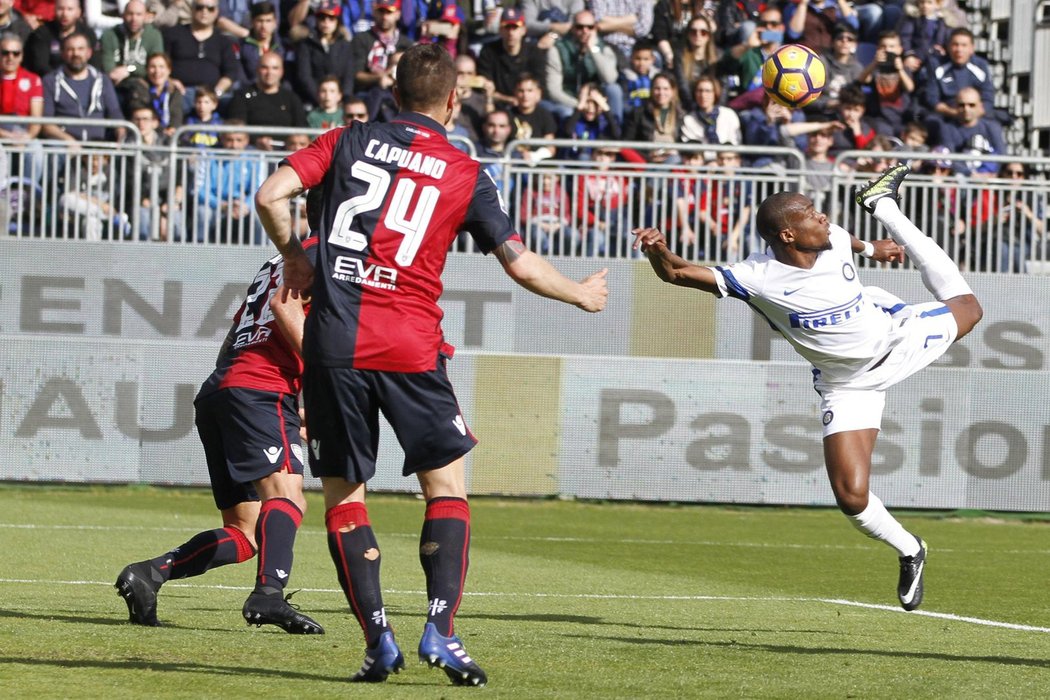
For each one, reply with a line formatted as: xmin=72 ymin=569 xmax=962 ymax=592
xmin=712 ymin=225 xmax=898 ymax=382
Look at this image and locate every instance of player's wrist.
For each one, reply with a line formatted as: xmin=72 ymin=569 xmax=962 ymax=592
xmin=859 ymin=241 xmax=875 ymax=258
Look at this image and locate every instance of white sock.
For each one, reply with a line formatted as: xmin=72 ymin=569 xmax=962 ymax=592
xmin=873 ymin=198 xmax=973 ymax=301
xmin=847 ymin=492 xmax=920 ymax=557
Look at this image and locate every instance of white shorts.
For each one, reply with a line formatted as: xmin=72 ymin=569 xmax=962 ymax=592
xmin=814 ymin=301 xmax=960 ymax=437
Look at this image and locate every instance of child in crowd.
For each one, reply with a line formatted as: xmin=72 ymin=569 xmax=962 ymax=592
xmin=900 ymin=0 xmax=951 ymax=74
xmin=307 ymin=76 xmax=343 ymax=130
xmin=182 ymin=86 xmax=223 ymax=148
xmin=620 ymin=41 xmax=660 ymax=111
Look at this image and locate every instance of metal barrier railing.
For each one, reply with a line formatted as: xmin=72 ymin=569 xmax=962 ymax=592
xmin=1 ymin=125 xmax=1047 ymax=273
xmin=833 ymin=150 xmax=1049 ymax=273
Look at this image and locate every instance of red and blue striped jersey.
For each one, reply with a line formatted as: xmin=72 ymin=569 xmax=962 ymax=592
xmin=284 ymin=113 xmax=516 ymax=372
xmin=197 ymin=237 xmax=319 ymax=399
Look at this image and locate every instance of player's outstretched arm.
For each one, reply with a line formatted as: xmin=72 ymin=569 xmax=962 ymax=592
xmin=494 ymin=239 xmax=609 ymax=312
xmin=256 ymin=165 xmax=314 ymax=296
xmin=633 ymin=227 xmax=719 ymax=294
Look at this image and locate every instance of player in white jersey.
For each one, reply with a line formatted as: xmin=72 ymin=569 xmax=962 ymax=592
xmin=633 ymin=165 xmax=983 ymax=611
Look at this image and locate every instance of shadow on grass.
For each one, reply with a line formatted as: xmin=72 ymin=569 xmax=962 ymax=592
xmin=0 ymin=656 xmax=337 ymax=681
xmin=0 ymin=607 xmax=237 ymax=633
xmin=583 ymin=634 xmax=1050 ymax=668
xmin=465 ymin=613 xmax=845 ymax=636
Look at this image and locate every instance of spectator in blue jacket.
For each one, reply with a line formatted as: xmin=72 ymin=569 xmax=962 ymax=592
xmin=196 ymin=122 xmax=266 ymax=243
xmin=920 ymin=28 xmax=996 ymax=142
xmin=935 ymin=86 xmax=1006 ymax=177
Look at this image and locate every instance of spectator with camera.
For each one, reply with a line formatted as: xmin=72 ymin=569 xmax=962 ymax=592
xmin=477 ymin=8 xmax=547 ymax=111
xmin=858 ymin=29 xmax=916 ymax=136
xmin=717 ymin=6 xmax=784 ymax=105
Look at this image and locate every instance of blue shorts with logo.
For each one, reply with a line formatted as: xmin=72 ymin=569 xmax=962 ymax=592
xmin=303 ymin=354 xmax=477 ymax=483
xmin=194 ymin=387 xmax=305 ymax=510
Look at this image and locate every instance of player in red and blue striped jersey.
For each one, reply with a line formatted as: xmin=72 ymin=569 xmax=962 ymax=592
xmin=256 ymin=43 xmax=608 ymax=686
xmin=116 ymin=207 xmax=324 ymax=635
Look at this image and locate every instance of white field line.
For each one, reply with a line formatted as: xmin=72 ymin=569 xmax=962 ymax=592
xmin=1 ymin=577 xmax=1049 ymax=634
xmin=1 ymin=523 xmax=1048 ymax=555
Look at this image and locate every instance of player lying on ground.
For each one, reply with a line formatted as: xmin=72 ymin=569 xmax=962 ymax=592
xmin=633 ymin=164 xmax=982 ymax=611
xmin=116 ymin=222 xmax=323 ymax=634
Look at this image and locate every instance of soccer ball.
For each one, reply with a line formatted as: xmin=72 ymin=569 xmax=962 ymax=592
xmin=762 ymin=44 xmax=827 ymax=109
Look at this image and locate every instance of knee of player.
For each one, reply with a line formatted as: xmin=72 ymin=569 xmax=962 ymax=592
xmin=831 ymin=482 xmax=869 ymax=515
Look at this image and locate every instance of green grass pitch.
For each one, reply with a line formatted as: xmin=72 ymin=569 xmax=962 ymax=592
xmin=1 ymin=484 xmax=1049 ymax=698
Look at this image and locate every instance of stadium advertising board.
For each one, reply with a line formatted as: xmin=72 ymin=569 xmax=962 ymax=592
xmin=2 ymin=241 xmax=1049 ymax=511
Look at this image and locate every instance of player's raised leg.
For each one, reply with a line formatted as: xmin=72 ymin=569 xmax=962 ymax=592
xmin=116 ymin=503 xmax=258 ymax=626
xmin=416 ymin=457 xmax=487 ymax=687
xmin=323 ymin=478 xmax=405 ymax=682
xmin=823 ymin=428 xmax=926 ymax=611
xmin=855 ymin=164 xmax=983 ymax=338
xmin=241 ymin=471 xmax=324 ymax=634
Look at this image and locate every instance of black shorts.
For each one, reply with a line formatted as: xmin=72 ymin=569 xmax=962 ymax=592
xmin=194 ymin=388 xmax=305 ymax=510
xmin=303 ymin=357 xmax=477 ymax=483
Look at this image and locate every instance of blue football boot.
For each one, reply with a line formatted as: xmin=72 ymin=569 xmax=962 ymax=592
xmin=418 ymin=622 xmax=487 ymax=687
xmin=351 ymin=631 xmax=405 ymax=682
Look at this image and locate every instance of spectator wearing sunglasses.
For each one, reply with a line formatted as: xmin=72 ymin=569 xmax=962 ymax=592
xmin=342 ymin=95 xmax=369 ymax=124
xmin=0 ymin=32 xmax=41 ymax=139
xmin=673 ymin=14 xmax=719 ymax=112
xmin=935 ymin=86 xmax=1005 ymax=177
xmin=546 ymin=9 xmax=623 ymax=121
xmin=162 ymin=0 xmax=240 ymax=105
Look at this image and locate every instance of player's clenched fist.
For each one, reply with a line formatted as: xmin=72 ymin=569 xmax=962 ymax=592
xmin=577 ymin=268 xmax=609 ymax=312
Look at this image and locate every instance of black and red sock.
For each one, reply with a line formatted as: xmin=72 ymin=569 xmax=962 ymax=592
xmin=326 ymin=502 xmax=387 ymax=646
xmin=253 ymin=498 xmax=303 ymax=595
xmin=419 ymin=497 xmax=470 ymax=637
xmin=157 ymin=526 xmax=255 ymax=581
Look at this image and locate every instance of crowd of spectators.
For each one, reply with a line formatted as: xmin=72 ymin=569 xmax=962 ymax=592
xmin=0 ymin=0 xmax=1041 ymax=267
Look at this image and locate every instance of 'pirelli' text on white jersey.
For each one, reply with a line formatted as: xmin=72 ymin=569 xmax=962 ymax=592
xmin=712 ymin=225 xmax=897 ymax=381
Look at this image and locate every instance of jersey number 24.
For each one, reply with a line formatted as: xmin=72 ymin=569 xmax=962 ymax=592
xmin=328 ymin=160 xmax=439 ymax=267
